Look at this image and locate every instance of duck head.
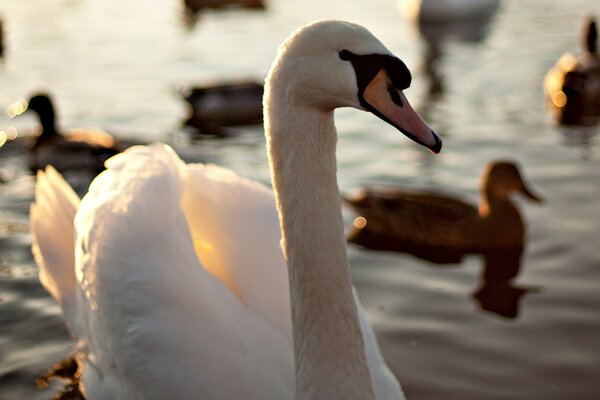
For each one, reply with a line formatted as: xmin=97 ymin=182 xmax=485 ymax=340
xmin=8 ymin=93 xmax=58 ymax=139
xmin=480 ymin=161 xmax=543 ymax=206
xmin=265 ymin=20 xmax=442 ymax=153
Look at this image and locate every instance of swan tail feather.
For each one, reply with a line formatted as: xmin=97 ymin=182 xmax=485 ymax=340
xmin=31 ymin=166 xmax=80 ymax=317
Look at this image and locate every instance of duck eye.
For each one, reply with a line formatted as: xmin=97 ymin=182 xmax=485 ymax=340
xmin=339 ymin=49 xmax=352 ymax=61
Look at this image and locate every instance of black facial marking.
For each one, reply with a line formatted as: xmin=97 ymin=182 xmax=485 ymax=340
xmin=339 ymin=49 xmax=352 ymax=60
xmin=340 ymin=50 xmax=412 ymax=109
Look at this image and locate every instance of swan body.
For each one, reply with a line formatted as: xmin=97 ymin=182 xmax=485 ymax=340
xmin=14 ymin=94 xmax=122 ymax=173
xmin=399 ymin=0 xmax=499 ymax=23
xmin=544 ymin=17 xmax=600 ymax=126
xmin=346 ymin=161 xmax=541 ymax=260
xmin=32 ymin=20 xmax=441 ymax=399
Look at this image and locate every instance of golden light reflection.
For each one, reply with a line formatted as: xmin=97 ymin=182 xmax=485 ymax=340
xmin=353 ymin=216 xmax=367 ymax=229
xmin=0 ymin=127 xmax=19 ymax=148
xmin=6 ymin=127 xmax=18 ymax=140
xmin=552 ymin=91 xmax=567 ymax=108
xmin=5 ymin=99 xmax=28 ymax=118
xmin=64 ymin=128 xmax=116 ymax=148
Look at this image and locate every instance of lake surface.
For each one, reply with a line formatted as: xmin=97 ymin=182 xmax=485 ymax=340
xmin=1 ymin=0 xmax=599 ymax=399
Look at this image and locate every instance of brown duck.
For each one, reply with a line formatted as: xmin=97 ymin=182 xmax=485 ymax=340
xmin=544 ymin=17 xmax=600 ymax=126
xmin=345 ymin=161 xmax=542 ymax=260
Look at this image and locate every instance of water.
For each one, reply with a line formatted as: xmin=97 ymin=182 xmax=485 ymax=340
xmin=1 ymin=0 xmax=599 ymax=398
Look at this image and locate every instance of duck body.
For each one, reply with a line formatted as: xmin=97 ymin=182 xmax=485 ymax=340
xmin=544 ymin=17 xmax=600 ymax=126
xmin=346 ymin=161 xmax=541 ymax=261
xmin=32 ymin=20 xmax=443 ymax=400
xmin=400 ymin=0 xmax=499 ymax=23
xmin=22 ymin=94 xmax=122 ymax=173
xmin=181 ymin=81 xmax=264 ymax=135
xmin=184 ymin=0 xmax=265 ymax=11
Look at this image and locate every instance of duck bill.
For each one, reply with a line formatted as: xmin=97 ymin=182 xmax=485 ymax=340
xmin=519 ymin=182 xmax=544 ymax=203
xmin=361 ymin=69 xmax=442 ymax=153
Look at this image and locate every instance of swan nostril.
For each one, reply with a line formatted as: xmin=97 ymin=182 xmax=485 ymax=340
xmin=386 ymin=82 xmax=403 ymax=107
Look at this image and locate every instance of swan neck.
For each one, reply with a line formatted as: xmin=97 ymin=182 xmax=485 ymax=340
xmin=266 ymin=98 xmax=375 ymax=399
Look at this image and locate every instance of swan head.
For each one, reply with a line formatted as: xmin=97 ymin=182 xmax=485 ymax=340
xmin=265 ymin=19 xmax=442 ymax=153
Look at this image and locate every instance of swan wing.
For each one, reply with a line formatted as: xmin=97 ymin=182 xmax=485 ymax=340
xmin=179 ymin=161 xmax=291 ymax=337
xmin=31 ymin=166 xmax=80 ymax=317
xmin=43 ymin=144 xmax=293 ymax=399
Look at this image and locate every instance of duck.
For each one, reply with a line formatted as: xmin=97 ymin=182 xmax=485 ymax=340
xmin=0 ymin=17 xmax=4 ymax=58
xmin=182 ymin=0 xmax=265 ymax=26
xmin=184 ymin=0 xmax=265 ymax=11
xmin=181 ymin=80 xmax=264 ymax=136
xmin=544 ymin=17 xmax=600 ymax=126
xmin=399 ymin=0 xmax=500 ymax=24
xmin=345 ymin=161 xmax=541 ymax=259
xmin=31 ymin=20 xmax=441 ymax=400
xmin=12 ymin=93 xmax=123 ymax=173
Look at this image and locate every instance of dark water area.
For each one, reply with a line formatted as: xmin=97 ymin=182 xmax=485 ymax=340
xmin=1 ymin=0 xmax=600 ymax=399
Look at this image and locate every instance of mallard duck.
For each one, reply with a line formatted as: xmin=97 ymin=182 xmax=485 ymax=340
xmin=345 ymin=161 xmax=541 ymax=258
xmin=181 ymin=81 xmax=264 ymax=136
xmin=182 ymin=0 xmax=265 ymax=26
xmin=11 ymin=93 xmax=123 ymax=173
xmin=544 ymin=17 xmax=600 ymax=126
xmin=31 ymin=20 xmax=442 ymax=400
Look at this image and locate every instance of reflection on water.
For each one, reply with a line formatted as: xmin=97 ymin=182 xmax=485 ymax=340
xmin=471 ymin=249 xmax=540 ymax=319
xmin=401 ymin=0 xmax=499 ymax=101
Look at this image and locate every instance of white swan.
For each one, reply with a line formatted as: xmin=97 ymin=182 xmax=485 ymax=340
xmin=31 ymin=20 xmax=441 ymax=400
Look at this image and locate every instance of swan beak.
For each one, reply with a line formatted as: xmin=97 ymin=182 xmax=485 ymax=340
xmin=362 ymin=69 xmax=442 ymax=153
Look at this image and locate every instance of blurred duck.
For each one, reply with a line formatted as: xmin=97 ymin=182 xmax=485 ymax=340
xmin=184 ymin=0 xmax=265 ymax=11
xmin=399 ymin=0 xmax=499 ymax=23
xmin=544 ymin=17 xmax=600 ymax=126
xmin=12 ymin=93 xmax=123 ymax=173
xmin=183 ymin=0 xmax=265 ymax=25
xmin=181 ymin=81 xmax=264 ymax=136
xmin=0 ymin=17 xmax=4 ymax=58
xmin=345 ymin=161 xmax=542 ymax=257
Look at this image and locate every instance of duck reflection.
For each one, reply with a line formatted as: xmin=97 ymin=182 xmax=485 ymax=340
xmin=544 ymin=17 xmax=600 ymax=126
xmin=472 ymin=249 xmax=541 ymax=319
xmin=345 ymin=160 xmax=542 ymax=319
xmin=398 ymin=0 xmax=499 ymax=99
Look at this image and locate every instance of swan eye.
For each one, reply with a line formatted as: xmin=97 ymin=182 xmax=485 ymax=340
xmin=339 ymin=49 xmax=352 ymax=61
